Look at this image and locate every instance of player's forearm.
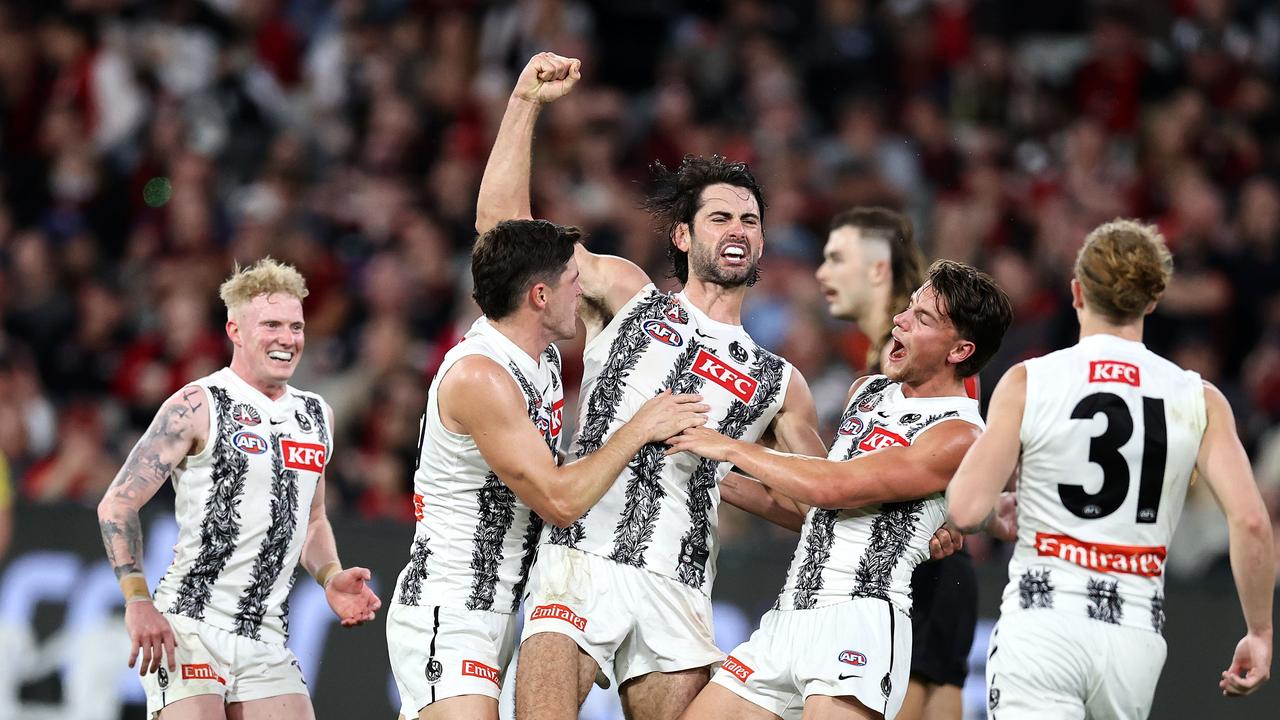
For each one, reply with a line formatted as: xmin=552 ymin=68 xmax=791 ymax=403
xmin=549 ymin=424 xmax=650 ymax=526
xmin=1227 ymin=509 xmax=1276 ymax=636
xmin=475 ymin=97 xmax=540 ymax=234
xmin=97 ymin=502 xmax=146 ymax=579
xmin=720 ymin=472 xmax=805 ymax=532
xmin=723 ymin=441 xmax=833 ymax=507
xmin=300 ymin=513 xmax=342 ymax=582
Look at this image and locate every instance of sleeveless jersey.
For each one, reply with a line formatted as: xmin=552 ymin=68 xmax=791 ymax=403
xmin=545 ymin=285 xmax=792 ymax=595
xmin=391 ymin=317 xmax=563 ymax=613
xmin=1003 ymin=334 xmax=1206 ymax=633
xmin=776 ymin=376 xmax=984 ymax=614
xmin=153 ymin=367 xmax=333 ymax=644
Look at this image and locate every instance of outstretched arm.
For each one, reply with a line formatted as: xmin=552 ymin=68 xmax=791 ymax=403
xmin=947 ymin=364 xmax=1026 ymax=533
xmin=475 ymin=52 xmax=649 ymax=328
xmin=96 ymin=386 xmax=207 ymax=676
xmin=445 ymin=356 xmax=708 ymax=527
xmin=1197 ymin=381 xmax=1274 ymax=697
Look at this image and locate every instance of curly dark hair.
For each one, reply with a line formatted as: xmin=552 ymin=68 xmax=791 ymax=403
xmin=925 ymin=259 xmax=1014 ymax=378
xmin=472 ymin=219 xmax=581 ymax=320
xmin=641 ymin=155 xmax=767 ymax=285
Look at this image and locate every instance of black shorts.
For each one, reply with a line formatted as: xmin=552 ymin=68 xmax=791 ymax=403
xmin=908 ymin=550 xmax=978 ymax=687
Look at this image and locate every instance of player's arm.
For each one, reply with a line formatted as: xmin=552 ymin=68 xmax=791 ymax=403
xmin=719 ymin=471 xmax=806 ymax=532
xmin=1196 ymin=381 xmax=1274 ymax=697
xmin=946 ymin=364 xmax=1026 ymax=533
xmin=96 ymin=385 xmax=207 ymax=675
xmin=444 ymin=356 xmax=707 ymax=527
xmin=474 ymin=52 xmax=648 ymax=322
xmin=299 ymin=407 xmax=381 ymax=628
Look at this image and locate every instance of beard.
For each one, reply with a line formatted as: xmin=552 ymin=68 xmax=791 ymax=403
xmin=686 ymin=232 xmax=760 ymax=287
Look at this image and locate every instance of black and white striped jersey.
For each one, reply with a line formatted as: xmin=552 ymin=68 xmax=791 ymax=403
xmin=152 ymin=367 xmax=333 ymax=644
xmin=1002 ymin=334 xmax=1205 ymax=633
xmin=775 ymin=376 xmax=983 ymax=615
xmin=392 ymin=317 xmax=562 ymax=613
xmin=546 ymin=285 xmax=791 ymax=596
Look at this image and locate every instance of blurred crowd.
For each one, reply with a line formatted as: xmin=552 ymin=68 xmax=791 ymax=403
xmin=0 ymin=0 xmax=1277 ymax=579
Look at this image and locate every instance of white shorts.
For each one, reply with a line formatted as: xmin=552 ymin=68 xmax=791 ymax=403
xmin=386 ymin=602 xmax=516 ymax=716
xmin=710 ymin=598 xmax=912 ymax=720
xmin=140 ymin=613 xmax=308 ymax=719
xmin=520 ymin=544 xmax=722 ymax=688
xmin=985 ymin=610 xmax=1166 ymax=720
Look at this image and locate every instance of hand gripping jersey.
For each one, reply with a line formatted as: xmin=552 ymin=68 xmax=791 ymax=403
xmin=775 ymin=376 xmax=983 ymax=615
xmin=392 ymin=317 xmax=563 ymax=613
xmin=1002 ymin=334 xmax=1206 ymax=633
xmin=153 ymin=368 xmax=333 ymax=644
xmin=546 ymin=285 xmax=791 ymax=595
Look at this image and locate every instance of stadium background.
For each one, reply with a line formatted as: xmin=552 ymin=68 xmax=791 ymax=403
xmin=0 ymin=0 xmax=1277 ymax=718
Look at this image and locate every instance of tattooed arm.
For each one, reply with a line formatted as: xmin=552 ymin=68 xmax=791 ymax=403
xmin=96 ymin=385 xmax=207 ymax=675
xmin=300 ymin=405 xmax=381 ymax=627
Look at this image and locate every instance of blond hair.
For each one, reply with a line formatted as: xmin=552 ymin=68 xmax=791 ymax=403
xmin=218 ymin=257 xmax=309 ymax=317
xmin=1075 ymin=219 xmax=1173 ymax=323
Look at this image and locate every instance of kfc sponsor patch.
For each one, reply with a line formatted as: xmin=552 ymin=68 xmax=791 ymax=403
xmin=413 ymin=493 xmax=425 ymax=522
xmin=690 ymin=348 xmax=758 ymax=403
xmin=1088 ymin=360 xmax=1141 ymax=387
xmin=281 ymin=439 xmax=327 ymax=473
xmin=857 ymin=426 xmax=908 ymax=453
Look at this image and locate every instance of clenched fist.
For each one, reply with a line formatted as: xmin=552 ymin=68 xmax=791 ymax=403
xmin=512 ymin=52 xmax=582 ymax=105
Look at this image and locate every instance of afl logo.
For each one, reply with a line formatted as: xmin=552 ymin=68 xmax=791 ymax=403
xmin=233 ymin=431 xmax=268 ymax=455
xmin=643 ymin=319 xmax=683 ymax=346
xmin=838 ymin=415 xmax=865 ymax=436
xmin=232 ymin=403 xmax=261 ymax=426
xmin=839 ymin=650 xmax=867 ymax=667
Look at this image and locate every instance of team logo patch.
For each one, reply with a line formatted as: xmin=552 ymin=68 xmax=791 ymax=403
xmin=231 ymin=402 xmax=261 ymax=426
xmin=157 ymin=666 xmax=169 ymax=689
xmin=182 ymin=663 xmax=226 ymax=685
xmin=233 ymin=431 xmax=268 ymax=455
xmin=643 ymin=319 xmax=683 ymax=346
xmin=461 ymin=659 xmax=500 ymax=686
xmin=858 ymin=426 xmax=907 ymax=453
xmin=665 ymin=299 xmax=689 ymax=324
xmin=899 ymin=413 xmax=921 ymax=424
xmin=988 ymin=686 xmax=1001 ymax=709
xmin=295 ymin=410 xmax=314 ymax=433
xmin=838 ymin=415 xmax=865 ymax=436
xmin=1089 ymin=360 xmax=1141 ymax=387
xmin=880 ymin=672 xmax=892 ymax=698
xmin=426 ymin=657 xmax=443 ymax=683
xmin=722 ymin=655 xmax=754 ymax=682
xmin=690 ymin=348 xmax=758 ymax=403
xmin=530 ymin=603 xmax=588 ymax=631
xmin=729 ymin=341 xmax=749 ymax=364
xmin=858 ymin=393 xmax=883 ymax=412
xmin=839 ymin=650 xmax=867 ymax=667
xmin=281 ymin=439 xmax=327 ymax=473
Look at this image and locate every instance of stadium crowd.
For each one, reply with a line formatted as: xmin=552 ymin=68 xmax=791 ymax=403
xmin=0 ymin=0 xmax=1278 ymax=579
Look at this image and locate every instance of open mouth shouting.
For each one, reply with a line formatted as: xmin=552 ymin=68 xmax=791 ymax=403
xmin=720 ymin=242 xmax=749 ymax=265
xmin=887 ymin=332 xmax=908 ymax=364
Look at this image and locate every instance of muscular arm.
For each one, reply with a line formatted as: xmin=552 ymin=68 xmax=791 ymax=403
xmin=300 ymin=406 xmax=340 ymax=582
xmin=1197 ymin=381 xmax=1274 ymax=694
xmin=947 ymin=364 xmax=1026 ymax=533
xmin=445 ymin=356 xmax=705 ymax=527
xmin=475 ymin=52 xmax=649 ymax=330
xmin=97 ymin=386 xmax=207 ymax=585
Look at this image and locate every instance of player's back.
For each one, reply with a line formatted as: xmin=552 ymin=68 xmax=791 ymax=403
xmin=1005 ymin=333 xmax=1206 ymax=632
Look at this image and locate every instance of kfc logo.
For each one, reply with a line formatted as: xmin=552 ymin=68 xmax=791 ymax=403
xmin=722 ymin=655 xmax=754 ymax=682
xmin=643 ymin=319 xmax=684 ymax=347
xmin=691 ymin=349 xmax=758 ymax=403
xmin=181 ymin=663 xmax=226 ymax=685
xmin=530 ymin=603 xmax=588 ymax=631
xmin=550 ymin=398 xmax=564 ymax=438
xmin=281 ymin=439 xmax=327 ymax=473
xmin=1035 ymin=532 xmax=1167 ymax=577
xmin=858 ymin=426 xmax=907 ymax=453
xmin=838 ymin=415 xmax=865 ymax=436
xmin=413 ymin=493 xmax=425 ymax=522
xmin=233 ymin=431 xmax=268 ymax=455
xmin=839 ymin=650 xmax=867 ymax=667
xmin=1089 ymin=361 xmax=1141 ymax=387
xmin=461 ymin=660 xmax=501 ymax=687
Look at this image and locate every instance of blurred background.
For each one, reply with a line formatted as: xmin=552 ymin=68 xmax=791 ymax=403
xmin=0 ymin=0 xmax=1277 ymax=718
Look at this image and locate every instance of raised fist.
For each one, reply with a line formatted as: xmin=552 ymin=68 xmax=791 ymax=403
xmin=513 ymin=52 xmax=582 ymax=105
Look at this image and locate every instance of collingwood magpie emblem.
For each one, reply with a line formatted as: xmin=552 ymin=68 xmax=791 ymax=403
xmin=729 ymin=341 xmax=748 ymax=364
xmin=295 ymin=410 xmax=313 ymax=433
xmin=157 ymin=666 xmax=169 ymax=689
xmin=899 ymin=413 xmax=920 ymax=424
xmin=426 ymin=658 xmax=443 ymax=683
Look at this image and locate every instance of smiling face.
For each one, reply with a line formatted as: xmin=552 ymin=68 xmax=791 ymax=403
xmin=227 ymin=293 xmax=305 ymax=396
xmin=678 ymin=183 xmax=763 ymax=287
xmin=883 ymin=283 xmax=972 ymax=385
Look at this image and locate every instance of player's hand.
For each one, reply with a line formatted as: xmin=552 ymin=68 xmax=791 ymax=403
xmin=666 ymin=425 xmax=739 ymax=462
xmin=632 ymin=390 xmax=709 ymax=444
xmin=325 ymin=567 xmax=382 ymax=627
xmin=987 ymin=491 xmax=1018 ymax=542
xmin=929 ymin=522 xmax=964 ymax=560
xmin=125 ymin=600 xmax=177 ymax=676
xmin=1220 ymin=632 xmax=1271 ymax=696
xmin=512 ymin=52 xmax=582 ymax=105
